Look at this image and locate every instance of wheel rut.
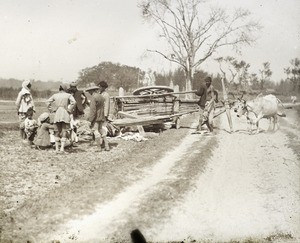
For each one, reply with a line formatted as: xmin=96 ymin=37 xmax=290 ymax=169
xmin=46 ymin=127 xmax=218 ymax=242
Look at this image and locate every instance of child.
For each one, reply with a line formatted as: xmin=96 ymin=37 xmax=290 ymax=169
xmin=24 ymin=108 xmax=38 ymax=145
xmin=34 ymin=112 xmax=55 ymax=149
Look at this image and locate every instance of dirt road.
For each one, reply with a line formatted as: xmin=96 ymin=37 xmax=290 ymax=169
xmin=36 ymin=110 xmax=299 ymax=242
xmin=1 ymin=109 xmax=300 ymax=243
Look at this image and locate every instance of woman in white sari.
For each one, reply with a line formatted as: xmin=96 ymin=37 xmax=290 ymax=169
xmin=15 ymin=80 xmax=35 ymax=141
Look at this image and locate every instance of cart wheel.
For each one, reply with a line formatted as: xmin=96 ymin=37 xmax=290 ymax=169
xmin=132 ymin=86 xmax=174 ymax=96
xmin=175 ymin=117 xmax=180 ymax=129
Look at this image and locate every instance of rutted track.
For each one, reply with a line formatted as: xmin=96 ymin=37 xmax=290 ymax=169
xmin=39 ymin=124 xmax=217 ymax=242
xmin=1 ymin=108 xmax=300 ymax=243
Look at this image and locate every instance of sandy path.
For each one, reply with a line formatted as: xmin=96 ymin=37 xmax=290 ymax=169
xmin=153 ymin=115 xmax=300 ymax=242
xmin=41 ymin=111 xmax=300 ymax=242
xmin=41 ymin=122 xmax=204 ymax=242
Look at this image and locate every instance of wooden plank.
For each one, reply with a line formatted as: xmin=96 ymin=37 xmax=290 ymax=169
xmin=113 ymin=90 xmax=197 ymax=99
xmin=112 ymin=118 xmax=168 ymax=127
xmin=112 ymin=110 xmax=199 ymax=127
xmin=221 ymin=78 xmax=233 ymax=132
xmin=118 ymin=111 xmax=140 ymax=119
xmin=117 ymin=111 xmax=145 ymax=135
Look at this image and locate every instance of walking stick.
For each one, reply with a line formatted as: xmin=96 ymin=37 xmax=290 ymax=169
xmin=221 ymin=78 xmax=233 ymax=132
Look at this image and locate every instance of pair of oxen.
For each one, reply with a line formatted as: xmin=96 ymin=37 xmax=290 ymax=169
xmin=232 ymin=94 xmax=286 ymax=134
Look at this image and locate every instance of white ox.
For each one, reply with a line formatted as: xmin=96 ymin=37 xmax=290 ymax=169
xmin=234 ymin=94 xmax=286 ymax=134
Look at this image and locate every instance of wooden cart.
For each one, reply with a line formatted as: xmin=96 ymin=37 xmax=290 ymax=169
xmin=110 ymin=85 xmax=231 ymax=134
xmin=111 ymin=86 xmax=199 ymax=131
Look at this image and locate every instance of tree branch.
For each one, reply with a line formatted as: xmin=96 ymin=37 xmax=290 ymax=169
xmin=147 ymin=49 xmax=185 ymax=68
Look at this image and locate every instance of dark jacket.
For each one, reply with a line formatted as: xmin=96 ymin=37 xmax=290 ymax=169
xmin=196 ymin=83 xmax=218 ymax=108
xmin=88 ymin=93 xmax=105 ymax=123
xmin=195 ymin=83 xmax=208 ymax=108
xmin=72 ymin=89 xmax=87 ymax=117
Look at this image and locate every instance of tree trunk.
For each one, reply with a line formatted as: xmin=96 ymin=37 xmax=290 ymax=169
xmin=185 ymin=77 xmax=192 ymax=92
xmin=185 ymin=68 xmax=193 ymax=99
xmin=260 ymin=80 xmax=264 ymax=91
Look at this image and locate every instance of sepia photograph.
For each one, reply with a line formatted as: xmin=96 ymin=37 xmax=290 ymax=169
xmin=0 ymin=0 xmax=299 ymax=242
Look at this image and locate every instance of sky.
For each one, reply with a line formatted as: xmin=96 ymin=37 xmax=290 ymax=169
xmin=0 ymin=0 xmax=299 ymax=83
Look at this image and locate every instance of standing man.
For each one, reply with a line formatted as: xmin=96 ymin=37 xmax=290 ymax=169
xmin=47 ymin=84 xmax=76 ymax=153
xmin=68 ymin=81 xmax=87 ymax=143
xmin=68 ymin=81 xmax=87 ymax=118
xmin=97 ymin=80 xmax=110 ymax=123
xmin=15 ymin=80 xmax=35 ymax=141
xmin=195 ymin=76 xmax=218 ymax=132
xmin=87 ymin=83 xmax=110 ymax=151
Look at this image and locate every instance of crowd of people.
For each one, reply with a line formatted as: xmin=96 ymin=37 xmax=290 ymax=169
xmin=15 ymin=76 xmax=218 ymax=153
xmin=15 ymin=80 xmax=111 ymax=154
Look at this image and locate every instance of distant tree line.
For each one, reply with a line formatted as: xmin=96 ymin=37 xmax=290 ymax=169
xmin=77 ymin=62 xmax=145 ymax=92
xmin=77 ymin=59 xmax=300 ymax=96
xmin=149 ymin=57 xmax=300 ymax=96
xmin=1 ymin=57 xmax=298 ymax=100
xmin=0 ymin=78 xmax=62 ymax=100
xmin=283 ymin=58 xmax=300 ymax=94
xmin=0 ymin=87 xmax=18 ymax=100
xmin=0 ymin=87 xmax=54 ymax=100
xmin=0 ymin=78 xmax=63 ymax=91
xmin=77 ymin=61 xmax=223 ymax=93
xmin=213 ymin=56 xmax=300 ymax=95
xmin=153 ymin=68 xmax=223 ymax=91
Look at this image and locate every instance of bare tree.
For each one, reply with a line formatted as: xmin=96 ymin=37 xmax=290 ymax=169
xmin=139 ymin=0 xmax=261 ymax=92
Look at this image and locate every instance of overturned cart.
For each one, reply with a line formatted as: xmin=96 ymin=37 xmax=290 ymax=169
xmin=110 ymin=86 xmax=226 ymax=132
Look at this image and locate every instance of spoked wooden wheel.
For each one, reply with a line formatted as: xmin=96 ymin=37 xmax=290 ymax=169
xmin=132 ymin=86 xmax=174 ymax=96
